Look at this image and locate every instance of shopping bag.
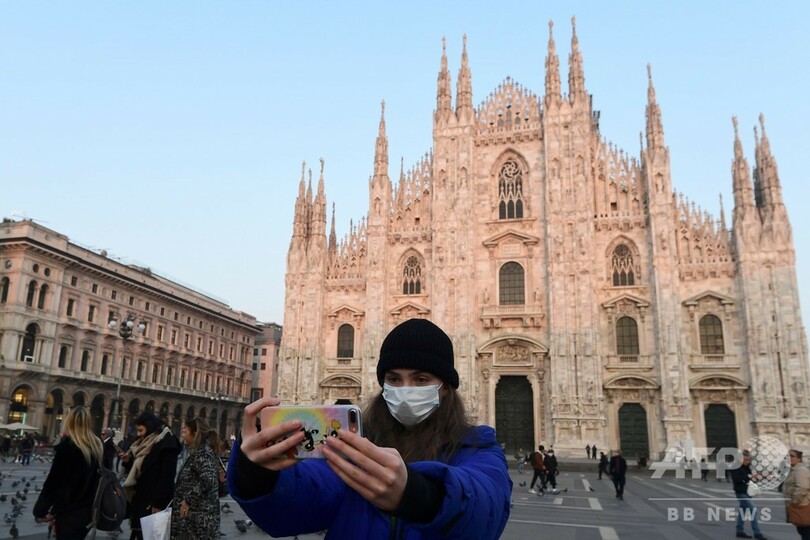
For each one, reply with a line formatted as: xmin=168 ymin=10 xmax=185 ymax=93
xmin=140 ymin=507 xmax=172 ymax=540
xmin=787 ymin=503 xmax=810 ymax=527
xmin=746 ymin=482 xmax=761 ymax=497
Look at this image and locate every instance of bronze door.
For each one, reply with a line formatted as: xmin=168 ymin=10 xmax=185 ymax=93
xmin=495 ymin=376 xmax=534 ymax=454
xmin=704 ymin=404 xmax=737 ymax=459
xmin=618 ymin=403 xmax=649 ymax=459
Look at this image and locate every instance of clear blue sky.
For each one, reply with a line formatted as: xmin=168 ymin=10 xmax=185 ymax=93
xmin=2 ymin=2 xmax=808 ymax=328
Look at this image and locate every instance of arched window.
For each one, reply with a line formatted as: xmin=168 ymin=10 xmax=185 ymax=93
xmin=337 ymin=324 xmax=355 ymax=358
xmin=499 ymin=262 xmax=525 ymax=305
xmin=699 ymin=314 xmax=725 ymax=355
xmin=0 ymin=277 xmax=9 ymax=303
xmin=20 ymin=323 xmax=38 ymax=362
xmin=26 ymin=280 xmax=37 ymax=307
xmin=37 ymin=284 xmax=49 ymax=309
xmin=616 ymin=317 xmax=639 ymax=356
xmin=402 ymin=256 xmax=422 ymax=295
xmin=498 ymin=160 xmax=525 ymax=220
xmin=611 ymin=244 xmax=635 ymax=286
xmin=58 ymin=345 xmax=68 ymax=368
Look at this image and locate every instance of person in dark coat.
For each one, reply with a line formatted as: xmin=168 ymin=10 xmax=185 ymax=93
xmin=120 ymin=412 xmax=181 ymax=540
xmin=598 ymin=452 xmax=608 ymax=479
xmin=730 ymin=450 xmax=766 ymax=539
xmin=101 ymin=427 xmax=117 ymax=471
xmin=609 ymin=450 xmax=627 ymax=500
xmin=33 ymin=406 xmax=104 ymax=539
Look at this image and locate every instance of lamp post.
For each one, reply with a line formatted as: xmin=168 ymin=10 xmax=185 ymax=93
xmin=211 ymin=387 xmax=227 ymax=437
xmin=108 ymin=314 xmax=146 ymax=429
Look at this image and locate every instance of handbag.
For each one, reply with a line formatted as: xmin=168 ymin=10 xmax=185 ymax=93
xmin=787 ymin=503 xmax=810 ymax=527
xmin=746 ymin=482 xmax=761 ymax=497
xmin=140 ymin=506 xmax=172 ymax=540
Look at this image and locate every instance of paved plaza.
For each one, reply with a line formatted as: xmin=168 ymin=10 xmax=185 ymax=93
xmin=1 ymin=457 xmax=802 ymax=539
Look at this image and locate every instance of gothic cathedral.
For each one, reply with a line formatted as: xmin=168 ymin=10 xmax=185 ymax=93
xmin=277 ymin=20 xmax=810 ymax=458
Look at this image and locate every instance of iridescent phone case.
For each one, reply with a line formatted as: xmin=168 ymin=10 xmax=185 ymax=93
xmin=261 ymin=405 xmax=362 ymax=459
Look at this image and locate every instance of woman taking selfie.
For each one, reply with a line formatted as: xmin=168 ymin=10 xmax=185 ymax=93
xmin=228 ymin=318 xmax=512 ymax=539
xmin=171 ymin=417 xmax=222 ymax=539
xmin=33 ymin=406 xmax=103 ymax=539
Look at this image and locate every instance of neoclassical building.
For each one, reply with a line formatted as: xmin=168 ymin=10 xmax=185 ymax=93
xmin=0 ymin=219 xmax=258 ymax=441
xmin=277 ymin=22 xmax=809 ymax=458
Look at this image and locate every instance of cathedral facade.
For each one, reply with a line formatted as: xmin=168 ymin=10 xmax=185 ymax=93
xmin=277 ymin=21 xmax=810 ymax=458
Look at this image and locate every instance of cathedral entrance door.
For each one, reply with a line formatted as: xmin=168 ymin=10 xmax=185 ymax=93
xmin=704 ymin=404 xmax=737 ymax=459
xmin=495 ymin=376 xmax=533 ymax=454
xmin=618 ymin=403 xmax=649 ymax=459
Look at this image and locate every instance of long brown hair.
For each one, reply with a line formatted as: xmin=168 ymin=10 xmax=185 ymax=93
xmin=362 ymin=388 xmax=472 ymax=462
xmin=184 ymin=417 xmax=221 ymax=455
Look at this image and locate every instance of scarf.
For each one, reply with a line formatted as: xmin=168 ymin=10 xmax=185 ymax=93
xmin=123 ymin=426 xmax=170 ymax=500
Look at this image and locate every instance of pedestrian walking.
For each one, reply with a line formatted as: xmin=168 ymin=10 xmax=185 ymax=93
xmin=784 ymin=449 xmax=810 ymax=540
xmin=119 ymin=411 xmax=182 ymax=540
xmin=700 ymin=458 xmax=709 ymax=481
xmin=730 ymin=450 xmax=766 ymax=539
xmin=529 ymin=445 xmax=547 ymax=494
xmin=591 ymin=444 xmax=597 ymax=460
xmin=33 ymin=406 xmax=103 ymax=539
xmin=20 ymin=433 xmax=34 ymax=465
xmin=598 ymin=452 xmax=608 ymax=479
xmin=541 ymin=448 xmax=560 ymax=494
xmin=585 ymin=444 xmax=591 ymax=459
xmin=515 ymin=447 xmax=526 ymax=474
xmin=171 ymin=417 xmax=221 ymax=540
xmin=609 ymin=450 xmax=627 ymax=500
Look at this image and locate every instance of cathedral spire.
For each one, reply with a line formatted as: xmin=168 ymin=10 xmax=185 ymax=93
xmin=731 ymin=116 xmax=756 ymax=214
xmin=328 ymin=202 xmax=337 ymax=257
xmin=645 ymin=64 xmax=665 ymax=150
xmin=544 ymin=20 xmax=561 ymax=108
xmin=754 ymin=113 xmax=783 ymax=209
xmin=373 ymin=100 xmax=389 ymax=181
xmin=567 ymin=16 xmax=586 ymax=103
xmin=291 ymin=161 xmax=308 ymax=239
xmin=436 ymin=36 xmax=452 ymax=122
xmin=455 ymin=34 xmax=473 ymax=122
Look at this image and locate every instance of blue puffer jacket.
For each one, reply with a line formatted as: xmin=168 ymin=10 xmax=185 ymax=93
xmin=228 ymin=425 xmax=512 ymax=539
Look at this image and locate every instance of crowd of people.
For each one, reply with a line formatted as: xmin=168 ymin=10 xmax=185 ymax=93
xmin=31 ymin=408 xmax=227 ymax=539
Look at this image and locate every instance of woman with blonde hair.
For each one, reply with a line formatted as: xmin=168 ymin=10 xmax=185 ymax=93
xmin=33 ymin=406 xmax=104 ymax=539
xmin=171 ymin=417 xmax=222 ymax=539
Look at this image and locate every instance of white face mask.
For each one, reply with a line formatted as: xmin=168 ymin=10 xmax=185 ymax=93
xmin=382 ymin=383 xmax=442 ymax=426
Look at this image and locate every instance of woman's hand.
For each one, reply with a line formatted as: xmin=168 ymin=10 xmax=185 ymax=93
xmin=322 ymin=429 xmax=408 ymax=512
xmin=179 ymin=500 xmax=190 ymax=518
xmin=239 ymin=396 xmax=305 ymax=471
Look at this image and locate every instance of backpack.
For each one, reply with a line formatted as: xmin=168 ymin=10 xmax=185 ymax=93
xmin=88 ymin=467 xmax=127 ymax=533
xmin=531 ymin=450 xmax=546 ymax=471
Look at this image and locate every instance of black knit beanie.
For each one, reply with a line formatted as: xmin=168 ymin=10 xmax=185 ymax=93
xmin=376 ymin=318 xmax=459 ymax=388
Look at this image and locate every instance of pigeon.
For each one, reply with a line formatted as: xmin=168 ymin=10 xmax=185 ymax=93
xmin=10 ymin=498 xmax=17 ymax=506
xmin=3 ymin=514 xmax=11 ymax=525
xmin=18 ymin=494 xmax=25 ymax=502
xmin=587 ymin=486 xmax=595 ymax=492
xmin=0 ymin=494 xmax=6 ymax=502
xmin=234 ymin=519 xmax=253 ymax=533
xmin=518 ymin=481 xmax=526 ymax=487
xmin=10 ymin=481 xmax=18 ymax=488
xmin=10 ymin=522 xmax=18 ymax=539
xmin=221 ymin=502 xmax=233 ymax=514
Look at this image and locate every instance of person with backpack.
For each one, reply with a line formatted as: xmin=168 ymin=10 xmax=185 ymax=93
xmin=119 ymin=412 xmax=182 ymax=540
xmin=528 ymin=445 xmax=546 ymax=494
xmin=171 ymin=417 xmax=221 ymax=539
xmin=33 ymin=406 xmax=103 ymax=539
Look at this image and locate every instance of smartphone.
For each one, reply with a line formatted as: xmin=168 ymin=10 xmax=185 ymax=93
xmin=261 ymin=404 xmax=363 ymax=459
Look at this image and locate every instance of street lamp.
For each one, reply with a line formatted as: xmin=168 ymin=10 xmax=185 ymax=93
xmin=108 ymin=313 xmax=146 ymax=429
xmin=211 ymin=388 xmax=227 ymax=437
